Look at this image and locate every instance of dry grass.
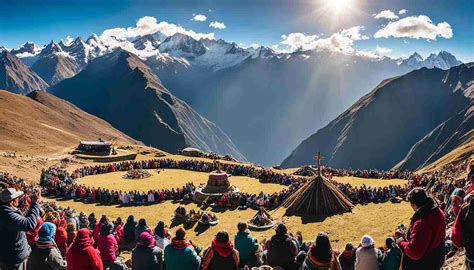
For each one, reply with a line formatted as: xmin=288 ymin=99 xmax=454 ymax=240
xmin=50 ymin=198 xmax=412 ymax=250
xmin=76 ymin=169 xmax=286 ymax=194
xmin=332 ymin=176 xmax=407 ymax=188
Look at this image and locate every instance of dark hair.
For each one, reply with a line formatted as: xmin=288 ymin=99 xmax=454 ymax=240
xmin=345 ymin=242 xmax=354 ymax=251
xmin=275 ymin=223 xmax=287 ymax=235
xmin=116 ymin=217 xmax=122 ymax=225
xmin=407 ymin=188 xmax=429 ymax=207
xmin=99 ymin=215 xmax=108 ymax=224
xmin=385 ymin=237 xmax=395 ymax=249
xmin=100 ymin=223 xmax=114 ymax=235
xmin=175 ymin=228 xmax=186 ymax=240
xmin=310 ymin=232 xmax=332 ymax=262
xmin=138 ymin=218 xmax=147 ymax=227
xmin=216 ymin=231 xmax=229 ymax=243
xmin=237 ymin=222 xmax=247 ymax=232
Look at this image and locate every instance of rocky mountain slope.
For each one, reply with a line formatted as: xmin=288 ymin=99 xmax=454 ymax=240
xmin=281 ymin=63 xmax=473 ymax=170
xmin=50 ymin=49 xmax=246 ymax=160
xmin=0 ymin=51 xmax=49 ymax=94
xmin=30 ymin=41 xmax=81 ymax=85
xmin=0 ymin=90 xmax=140 ymax=154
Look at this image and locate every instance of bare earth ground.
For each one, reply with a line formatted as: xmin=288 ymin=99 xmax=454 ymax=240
xmin=50 ymin=198 xmax=411 ymax=251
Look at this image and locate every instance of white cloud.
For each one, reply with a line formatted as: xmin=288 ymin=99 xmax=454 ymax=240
xmin=374 ymin=15 xmax=453 ymax=40
xmin=375 ymin=46 xmax=393 ymax=55
xmin=280 ymin=26 xmax=369 ymax=54
xmin=191 ymin=14 xmax=207 ymax=22
xmin=62 ymin=35 xmax=74 ymax=46
xmin=373 ymin=10 xmax=399 ymax=20
xmin=100 ymin=16 xmax=215 ymax=44
xmin=209 ymin=21 xmax=226 ymax=29
xmin=399 ymin=9 xmax=407 ymax=15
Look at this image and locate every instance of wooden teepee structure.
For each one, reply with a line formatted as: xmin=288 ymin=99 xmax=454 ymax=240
xmin=281 ymin=152 xmax=354 ymax=215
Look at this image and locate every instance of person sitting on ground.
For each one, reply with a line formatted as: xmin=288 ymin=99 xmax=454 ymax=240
xmin=54 ymin=219 xmax=68 ymax=258
xmin=153 ymin=221 xmax=170 ymax=250
xmin=355 ymin=235 xmax=382 ymax=270
xmin=234 ymin=222 xmax=260 ymax=268
xmin=135 ymin=218 xmax=151 ymax=240
xmin=396 ymin=188 xmax=446 ymax=270
xmin=97 ymin=223 xmax=120 ymax=269
xmin=66 ymin=222 xmax=77 ymax=247
xmin=202 ymin=231 xmax=240 ymax=270
xmin=164 ymin=228 xmax=201 ymax=270
xmin=265 ymin=224 xmax=299 ymax=270
xmin=132 ymin=231 xmax=163 ymax=270
xmin=302 ymin=232 xmax=340 ymax=270
xmin=29 ymin=222 xmax=67 ymax=270
xmin=380 ymin=237 xmax=401 ymax=270
xmin=122 ymin=215 xmax=137 ymax=245
xmin=338 ymin=243 xmax=356 ymax=270
xmin=0 ymin=187 xmax=41 ymax=270
xmin=66 ymin=228 xmax=103 ymax=270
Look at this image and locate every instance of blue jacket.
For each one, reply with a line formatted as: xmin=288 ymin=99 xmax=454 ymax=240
xmin=0 ymin=202 xmax=41 ymax=265
xmin=164 ymin=244 xmax=201 ymax=270
xmin=234 ymin=231 xmax=259 ymax=265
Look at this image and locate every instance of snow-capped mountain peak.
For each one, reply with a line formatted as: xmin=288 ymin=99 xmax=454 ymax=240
xmin=400 ymin=51 xmax=462 ymax=70
xmin=10 ymin=42 xmax=42 ymax=58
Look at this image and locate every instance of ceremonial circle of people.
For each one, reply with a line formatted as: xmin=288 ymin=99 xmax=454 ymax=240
xmin=0 ymin=160 xmax=473 ymax=270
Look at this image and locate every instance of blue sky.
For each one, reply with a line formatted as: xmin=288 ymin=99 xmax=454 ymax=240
xmin=1 ymin=0 xmax=473 ymax=61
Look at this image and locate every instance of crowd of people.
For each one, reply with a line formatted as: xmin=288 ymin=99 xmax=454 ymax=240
xmin=1 ymin=159 xmax=473 ymax=269
xmin=38 ymin=159 xmax=415 ymax=209
xmin=293 ymin=166 xmax=415 ymax=180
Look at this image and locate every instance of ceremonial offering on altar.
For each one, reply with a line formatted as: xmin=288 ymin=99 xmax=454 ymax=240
xmin=122 ymin=169 xmax=152 ymax=179
xmin=248 ymin=208 xmax=275 ymax=230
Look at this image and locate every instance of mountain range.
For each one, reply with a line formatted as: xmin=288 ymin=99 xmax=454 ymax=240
xmin=0 ymin=31 xmax=466 ymax=167
xmin=281 ymin=63 xmax=473 ymax=170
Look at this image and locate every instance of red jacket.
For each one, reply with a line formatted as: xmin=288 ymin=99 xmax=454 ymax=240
xmin=26 ymin=217 xmax=43 ymax=246
xmin=400 ymin=206 xmax=446 ymax=260
xmin=66 ymin=228 xmax=103 ymax=270
xmin=55 ymin=226 xmax=68 ymax=257
xmin=97 ymin=234 xmax=117 ymax=263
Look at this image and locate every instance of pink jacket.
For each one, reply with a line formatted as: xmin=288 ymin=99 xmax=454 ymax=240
xmin=97 ymin=234 xmax=117 ymax=263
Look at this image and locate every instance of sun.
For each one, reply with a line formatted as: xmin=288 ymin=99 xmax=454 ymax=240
xmin=325 ymin=0 xmax=355 ymax=15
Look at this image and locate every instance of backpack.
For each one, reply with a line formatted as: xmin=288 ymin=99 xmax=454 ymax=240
xmin=461 ymin=199 xmax=474 ymax=260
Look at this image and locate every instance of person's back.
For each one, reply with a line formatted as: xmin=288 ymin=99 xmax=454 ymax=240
xmin=452 ymin=196 xmax=474 ymax=269
xmin=265 ymin=224 xmax=298 ymax=270
xmin=202 ymin=231 xmax=239 ymax=270
xmin=234 ymin=222 xmax=259 ymax=267
xmin=355 ymin=247 xmax=382 ymax=270
xmin=380 ymin=238 xmax=401 ymax=270
xmin=66 ymin=228 xmax=103 ymax=270
xmin=0 ymin=188 xmax=41 ymax=268
xmin=132 ymin=232 xmax=163 ymax=270
xmin=338 ymin=244 xmax=355 ymax=270
xmin=164 ymin=228 xmax=200 ymax=270
xmin=29 ymin=222 xmax=67 ymax=270
xmin=97 ymin=231 xmax=117 ymax=263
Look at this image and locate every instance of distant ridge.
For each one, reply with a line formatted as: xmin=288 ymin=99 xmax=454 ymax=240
xmin=282 ymin=63 xmax=474 ymax=170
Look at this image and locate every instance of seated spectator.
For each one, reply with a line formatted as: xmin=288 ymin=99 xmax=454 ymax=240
xmin=338 ymin=243 xmax=356 ymax=270
xmin=302 ymin=232 xmax=340 ymax=270
xmin=234 ymin=222 xmax=260 ymax=268
xmin=132 ymin=231 xmax=163 ymax=270
xmin=265 ymin=224 xmax=299 ymax=270
xmin=202 ymin=231 xmax=240 ymax=270
xmin=355 ymin=235 xmax=382 ymax=270
xmin=29 ymin=222 xmax=67 ymax=270
xmin=66 ymin=222 xmax=77 ymax=247
xmin=66 ymin=228 xmax=103 ymax=270
xmin=135 ymin=218 xmax=151 ymax=240
xmin=153 ymin=221 xmax=170 ymax=250
xmin=123 ymin=215 xmax=137 ymax=243
xmin=380 ymin=237 xmax=401 ymax=270
xmin=54 ymin=219 xmax=68 ymax=258
xmin=97 ymin=223 xmax=120 ymax=269
xmin=164 ymin=228 xmax=201 ymax=270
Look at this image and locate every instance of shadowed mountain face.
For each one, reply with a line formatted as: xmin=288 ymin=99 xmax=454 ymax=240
xmin=152 ymin=50 xmax=413 ymax=166
xmin=0 ymin=51 xmax=49 ymax=94
xmin=0 ymin=90 xmax=139 ymax=154
xmin=50 ymin=49 xmax=246 ymax=160
xmin=281 ymin=63 xmax=474 ymax=170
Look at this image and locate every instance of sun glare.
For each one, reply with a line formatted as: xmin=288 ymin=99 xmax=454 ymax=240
xmin=325 ymin=0 xmax=354 ymax=15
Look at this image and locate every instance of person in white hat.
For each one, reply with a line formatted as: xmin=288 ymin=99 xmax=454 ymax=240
xmin=0 ymin=187 xmax=41 ymax=270
xmin=354 ymin=234 xmax=383 ymax=270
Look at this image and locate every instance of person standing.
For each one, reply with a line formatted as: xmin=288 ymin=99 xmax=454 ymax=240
xmin=397 ymin=188 xmax=446 ymax=270
xmin=0 ymin=188 xmax=41 ymax=270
